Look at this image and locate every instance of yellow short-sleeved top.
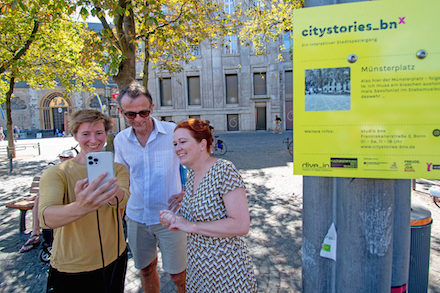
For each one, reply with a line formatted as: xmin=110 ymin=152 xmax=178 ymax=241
xmin=38 ymin=159 xmax=129 ymax=273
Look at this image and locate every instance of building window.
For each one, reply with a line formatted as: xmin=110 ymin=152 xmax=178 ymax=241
xmin=193 ymin=45 xmax=200 ymax=56
xmin=253 ymin=72 xmax=267 ymax=95
xmin=159 ymin=78 xmax=172 ymax=106
xmin=227 ymin=114 xmax=239 ymax=131
xmin=187 ymin=76 xmax=201 ymax=105
xmin=224 ymin=35 xmax=238 ymax=54
xmin=285 ymin=70 xmax=293 ymax=101
xmin=225 ymin=74 xmax=238 ymax=104
xmin=283 ymin=31 xmax=292 ymax=52
xmin=160 ymin=116 xmax=172 ymax=122
xmin=224 ymin=0 xmax=234 ymax=15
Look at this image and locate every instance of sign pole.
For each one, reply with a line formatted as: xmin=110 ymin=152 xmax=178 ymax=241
xmin=301 ymin=1 xmax=411 ymax=292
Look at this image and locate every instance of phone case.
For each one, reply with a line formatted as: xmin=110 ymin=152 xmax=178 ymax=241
xmin=86 ymin=152 xmax=115 ymax=187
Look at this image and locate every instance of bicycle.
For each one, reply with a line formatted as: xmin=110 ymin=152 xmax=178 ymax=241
xmin=283 ymin=137 xmax=293 ymax=156
xmin=212 ymin=135 xmax=227 ymax=155
xmin=429 ymin=185 xmax=440 ymax=209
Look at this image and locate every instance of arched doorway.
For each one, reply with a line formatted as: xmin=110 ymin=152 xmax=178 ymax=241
xmin=40 ymin=92 xmax=73 ymax=134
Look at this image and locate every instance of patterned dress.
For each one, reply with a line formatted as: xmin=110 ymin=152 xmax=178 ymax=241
xmin=181 ymin=159 xmax=257 ymax=293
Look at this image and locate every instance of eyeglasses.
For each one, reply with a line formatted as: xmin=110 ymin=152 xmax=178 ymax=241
xmin=123 ymin=109 xmax=151 ymax=119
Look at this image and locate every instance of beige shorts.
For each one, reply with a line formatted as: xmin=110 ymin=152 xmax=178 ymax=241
xmin=126 ymin=217 xmax=187 ymax=274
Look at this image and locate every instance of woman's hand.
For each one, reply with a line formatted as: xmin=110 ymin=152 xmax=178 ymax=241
xmin=159 ymin=210 xmax=176 ymax=227
xmin=159 ymin=210 xmax=191 ymax=232
xmin=74 ymin=172 xmax=119 ymax=213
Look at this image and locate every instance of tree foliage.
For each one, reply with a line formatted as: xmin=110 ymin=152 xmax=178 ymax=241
xmin=76 ymin=0 xmax=230 ymax=90
xmin=235 ymin=0 xmax=303 ymax=59
xmin=0 ymin=0 xmax=105 ymax=156
xmin=0 ymin=0 xmax=104 ymax=94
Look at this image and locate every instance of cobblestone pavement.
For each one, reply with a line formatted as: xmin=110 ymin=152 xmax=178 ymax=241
xmin=0 ymin=132 xmax=439 ymax=292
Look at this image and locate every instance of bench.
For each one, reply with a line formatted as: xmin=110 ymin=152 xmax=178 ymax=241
xmin=5 ymin=176 xmax=40 ymax=232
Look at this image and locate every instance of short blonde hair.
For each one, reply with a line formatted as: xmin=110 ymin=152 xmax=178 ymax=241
xmin=69 ymin=109 xmax=113 ymax=135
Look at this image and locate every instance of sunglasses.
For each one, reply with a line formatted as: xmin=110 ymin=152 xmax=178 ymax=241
xmin=123 ymin=109 xmax=151 ymax=119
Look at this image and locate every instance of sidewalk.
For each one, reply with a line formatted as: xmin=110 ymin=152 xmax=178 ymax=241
xmin=0 ymin=133 xmax=439 ymax=292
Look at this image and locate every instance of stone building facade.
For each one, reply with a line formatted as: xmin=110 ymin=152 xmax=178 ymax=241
xmin=145 ymin=36 xmax=293 ymax=132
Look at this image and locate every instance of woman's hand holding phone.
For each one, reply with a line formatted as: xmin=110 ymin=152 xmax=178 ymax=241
xmin=74 ymin=173 xmax=119 ymax=213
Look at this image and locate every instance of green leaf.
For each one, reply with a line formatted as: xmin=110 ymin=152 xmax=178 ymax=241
xmin=80 ymin=7 xmax=89 ymax=19
xmin=18 ymin=1 xmax=27 ymax=11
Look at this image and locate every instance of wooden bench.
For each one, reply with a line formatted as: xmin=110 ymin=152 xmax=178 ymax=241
xmin=5 ymin=176 xmax=40 ymax=232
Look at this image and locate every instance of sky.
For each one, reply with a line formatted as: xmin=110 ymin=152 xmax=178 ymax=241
xmin=74 ymin=6 xmax=108 ymax=24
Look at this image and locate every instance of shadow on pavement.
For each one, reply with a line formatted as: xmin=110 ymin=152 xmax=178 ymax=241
xmin=246 ymin=179 xmax=302 ymax=291
xmin=0 ymin=158 xmax=53 ymax=292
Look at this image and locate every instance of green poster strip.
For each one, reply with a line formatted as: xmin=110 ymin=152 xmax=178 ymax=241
xmin=293 ymin=0 xmax=440 ymax=179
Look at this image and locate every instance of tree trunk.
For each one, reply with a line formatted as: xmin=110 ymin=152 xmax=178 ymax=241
xmin=112 ymin=53 xmax=136 ymax=91
xmin=5 ymin=74 xmax=16 ymax=158
xmin=111 ymin=6 xmax=137 ymax=91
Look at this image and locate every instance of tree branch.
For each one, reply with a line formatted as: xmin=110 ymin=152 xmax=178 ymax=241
xmin=95 ymin=6 xmax=122 ymax=51
xmin=0 ymin=20 xmax=39 ymax=75
xmin=140 ymin=3 xmax=186 ymax=39
xmin=114 ymin=0 xmax=135 ymax=54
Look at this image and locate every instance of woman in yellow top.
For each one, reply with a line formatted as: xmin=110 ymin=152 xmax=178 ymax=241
xmin=38 ymin=109 xmax=130 ymax=293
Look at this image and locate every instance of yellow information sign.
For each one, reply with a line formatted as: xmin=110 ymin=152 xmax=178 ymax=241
xmin=293 ymin=0 xmax=440 ymax=179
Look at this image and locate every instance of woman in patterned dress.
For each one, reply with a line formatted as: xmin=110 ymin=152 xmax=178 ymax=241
xmin=160 ymin=119 xmax=257 ymax=292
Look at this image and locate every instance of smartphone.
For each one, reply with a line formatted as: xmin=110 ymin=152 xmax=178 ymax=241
xmin=86 ymin=152 xmax=115 ymax=187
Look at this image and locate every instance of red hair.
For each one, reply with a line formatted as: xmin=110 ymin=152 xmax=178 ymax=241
xmin=175 ymin=119 xmax=213 ymax=152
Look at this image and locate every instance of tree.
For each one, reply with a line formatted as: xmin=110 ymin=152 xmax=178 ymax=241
xmin=0 ymin=0 xmax=105 ymax=157
xmin=236 ymin=0 xmax=303 ymax=60
xmin=77 ymin=0 xmax=229 ymax=90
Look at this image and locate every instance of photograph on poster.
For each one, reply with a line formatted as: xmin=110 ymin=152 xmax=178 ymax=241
xmin=305 ymin=67 xmax=351 ymax=111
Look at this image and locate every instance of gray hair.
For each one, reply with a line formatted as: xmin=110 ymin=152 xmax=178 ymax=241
xmin=117 ymin=81 xmax=153 ymax=106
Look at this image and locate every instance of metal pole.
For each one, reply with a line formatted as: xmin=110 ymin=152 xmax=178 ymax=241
xmin=392 ymin=180 xmax=411 ymax=289
xmin=303 ymin=176 xmax=335 ymax=292
xmin=336 ymin=178 xmax=394 ymax=292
